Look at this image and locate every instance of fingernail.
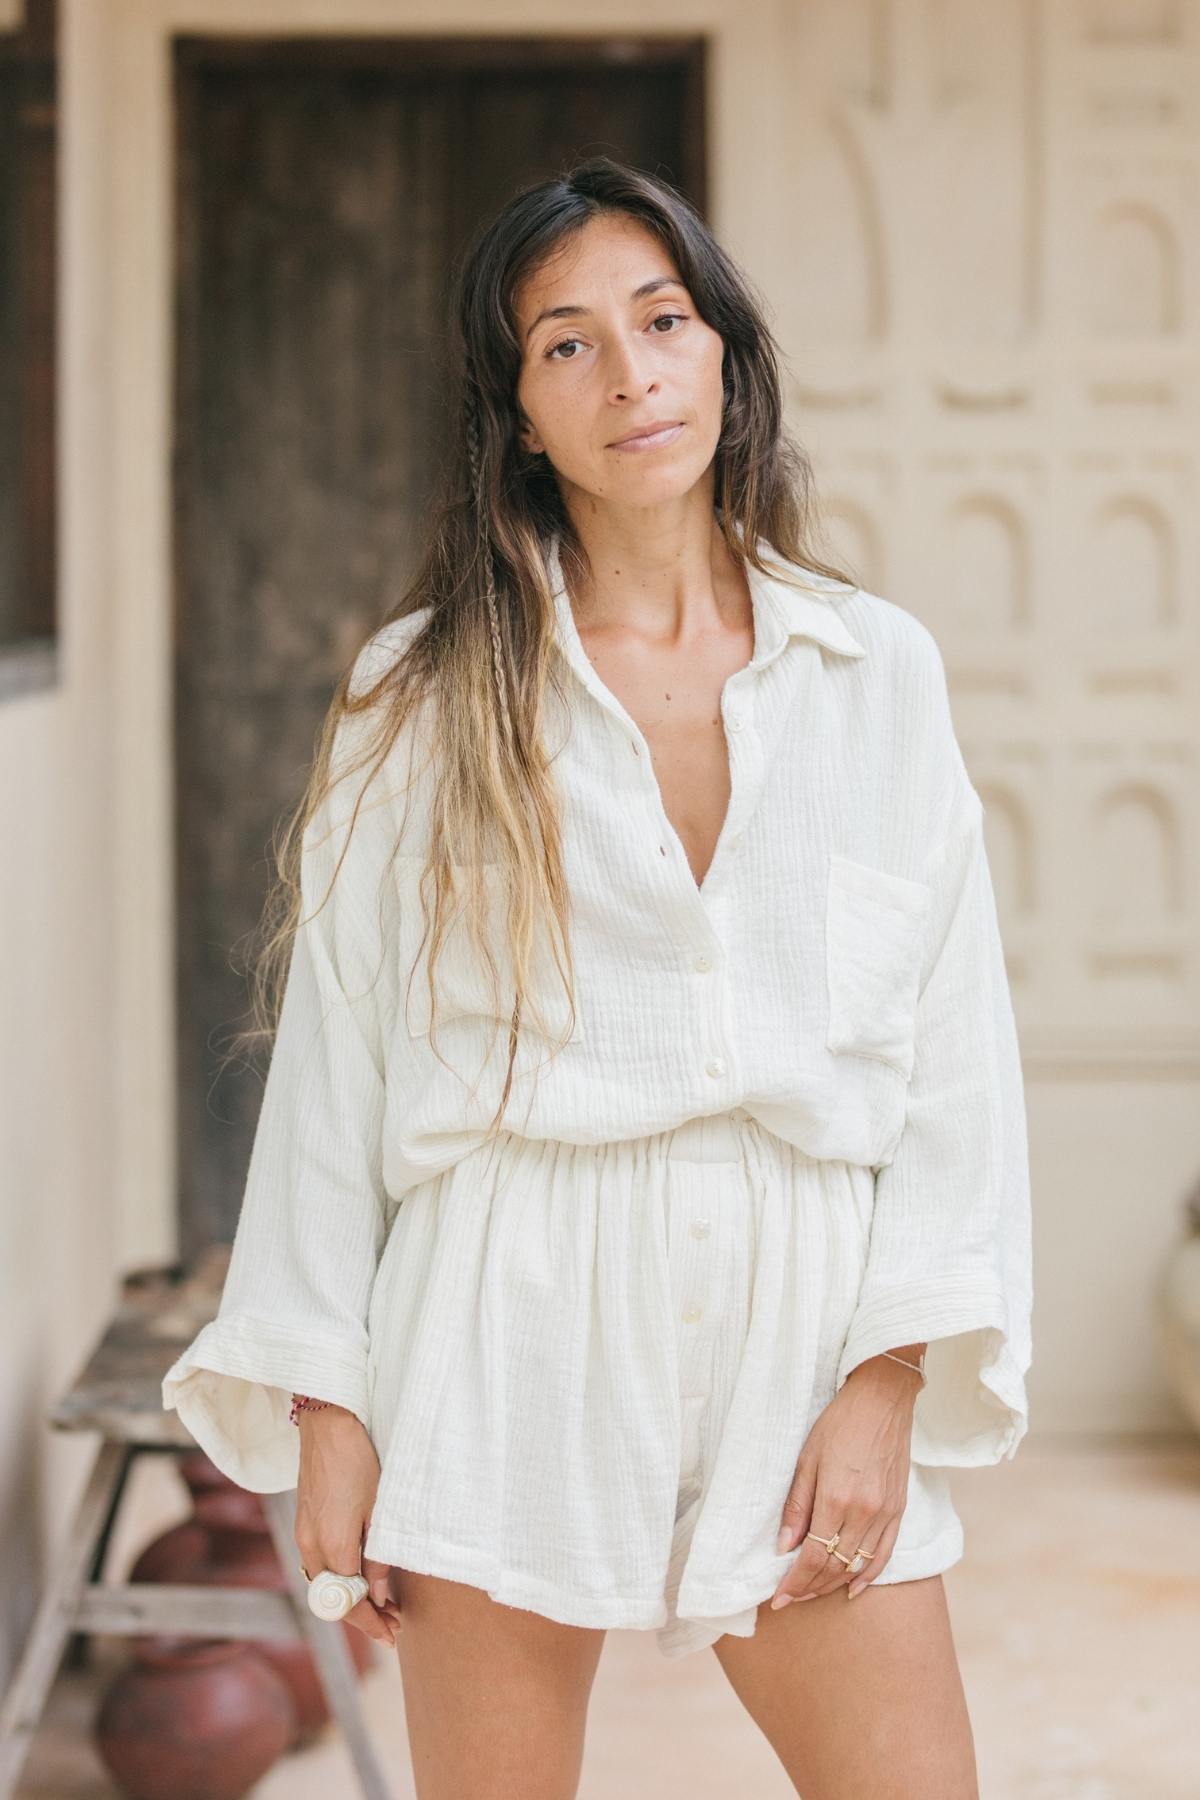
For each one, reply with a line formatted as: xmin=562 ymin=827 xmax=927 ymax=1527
xmin=769 ymin=1593 xmax=793 ymax=1610
xmin=798 ymin=1592 xmax=818 ymax=1601
xmin=776 ymin=1526 xmax=796 ymax=1554
xmin=370 ymin=1578 xmax=388 ymax=1607
xmin=848 ymin=1586 xmax=861 ymax=1600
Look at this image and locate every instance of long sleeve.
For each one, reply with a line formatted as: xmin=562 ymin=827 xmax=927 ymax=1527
xmin=161 ymin=691 xmax=400 ymax=1493
xmin=833 ymin=789 xmax=1033 ymax=1467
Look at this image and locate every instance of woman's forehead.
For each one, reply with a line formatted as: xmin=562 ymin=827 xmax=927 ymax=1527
xmin=515 ymin=220 xmax=682 ymax=324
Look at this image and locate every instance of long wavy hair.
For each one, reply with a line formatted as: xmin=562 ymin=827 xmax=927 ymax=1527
xmin=224 ymin=153 xmax=859 ymax=1136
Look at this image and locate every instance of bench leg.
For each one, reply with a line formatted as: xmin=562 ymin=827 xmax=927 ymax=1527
xmin=0 ymin=1440 xmax=131 ymax=1800
xmin=64 ymin=1440 xmax=138 ymax=1672
xmin=260 ymin=1488 xmax=395 ymax=1800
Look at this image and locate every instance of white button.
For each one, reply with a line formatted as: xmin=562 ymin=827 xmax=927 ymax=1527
xmin=691 ymin=1218 xmax=711 ymax=1239
xmin=693 ymin=951 xmax=712 ymax=972
xmin=705 ymin=1057 xmax=726 ymax=1079
xmin=682 ymin=1304 xmax=704 ymax=1323
xmin=726 ymin=713 xmax=744 ymax=731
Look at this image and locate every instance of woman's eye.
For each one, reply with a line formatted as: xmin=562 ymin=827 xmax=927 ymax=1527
xmin=544 ymin=312 xmax=688 ymax=361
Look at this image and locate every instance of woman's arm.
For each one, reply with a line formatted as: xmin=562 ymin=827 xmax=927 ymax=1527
xmin=771 ymin=626 xmax=1033 ymax=1605
xmin=162 ymin=650 xmax=403 ymax=1493
xmin=831 ymin=794 xmax=1032 ymax=1469
xmin=845 ymin=1341 xmax=929 ymax=1385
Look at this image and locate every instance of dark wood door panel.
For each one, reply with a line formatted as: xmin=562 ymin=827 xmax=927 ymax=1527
xmin=173 ymin=34 xmax=707 ymax=1255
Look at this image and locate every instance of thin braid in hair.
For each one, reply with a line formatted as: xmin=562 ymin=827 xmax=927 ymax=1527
xmin=465 ymin=378 xmax=523 ymax=1066
xmin=465 ymin=382 xmax=517 ymax=767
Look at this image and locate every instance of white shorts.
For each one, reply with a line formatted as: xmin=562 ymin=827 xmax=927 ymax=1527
xmin=363 ymin=1107 xmax=964 ymax=1659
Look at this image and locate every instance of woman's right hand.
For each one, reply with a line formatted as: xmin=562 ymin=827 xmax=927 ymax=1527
xmin=293 ymin=1404 xmax=403 ymax=1647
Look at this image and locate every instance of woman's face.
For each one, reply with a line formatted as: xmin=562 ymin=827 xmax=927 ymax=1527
xmin=513 ymin=213 xmax=726 ymax=513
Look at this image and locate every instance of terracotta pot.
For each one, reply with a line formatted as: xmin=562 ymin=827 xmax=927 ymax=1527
xmin=130 ymin=1451 xmax=374 ymax=1740
xmin=95 ymin=1637 xmax=295 ymax=1800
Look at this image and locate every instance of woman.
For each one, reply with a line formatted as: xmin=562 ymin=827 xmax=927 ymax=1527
xmin=163 ymin=156 xmax=1032 ymax=1798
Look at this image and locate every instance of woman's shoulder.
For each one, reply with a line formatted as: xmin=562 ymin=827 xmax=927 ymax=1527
xmin=825 ymin=577 xmax=941 ymax=662
xmin=321 ymin=608 xmax=435 ymax=818
xmin=764 ymin=547 xmax=946 ymax=683
xmin=831 ymin=583 xmax=978 ymax=826
xmin=346 ymin=606 xmax=434 ymax=699
xmin=825 ymin=579 xmax=953 ymax=712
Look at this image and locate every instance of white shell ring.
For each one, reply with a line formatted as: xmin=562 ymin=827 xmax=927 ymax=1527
xmin=305 ymin=1570 xmax=369 ymax=1621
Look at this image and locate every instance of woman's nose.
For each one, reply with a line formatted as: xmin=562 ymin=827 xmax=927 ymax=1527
xmin=605 ymin=337 xmax=658 ymax=401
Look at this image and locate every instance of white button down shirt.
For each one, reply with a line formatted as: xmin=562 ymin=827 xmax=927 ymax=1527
xmin=163 ymin=532 xmax=1032 ymax=1487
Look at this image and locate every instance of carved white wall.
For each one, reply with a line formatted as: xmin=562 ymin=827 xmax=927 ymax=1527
xmin=775 ymin=0 xmax=1200 ymax=1433
xmin=785 ymin=0 xmax=1200 ymax=1083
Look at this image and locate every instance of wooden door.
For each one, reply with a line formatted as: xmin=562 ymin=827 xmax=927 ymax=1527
xmin=172 ymin=34 xmax=707 ymax=1258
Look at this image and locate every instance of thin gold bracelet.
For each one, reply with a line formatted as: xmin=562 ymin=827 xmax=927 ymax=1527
xmin=880 ymin=1350 xmax=926 ymax=1384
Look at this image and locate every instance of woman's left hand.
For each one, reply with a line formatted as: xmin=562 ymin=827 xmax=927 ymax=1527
xmin=770 ymin=1357 xmax=920 ymax=1605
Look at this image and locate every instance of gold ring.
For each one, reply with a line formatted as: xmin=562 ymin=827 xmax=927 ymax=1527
xmin=805 ymin=1530 xmax=840 ymax=1555
xmin=833 ymin=1548 xmax=869 ymax=1575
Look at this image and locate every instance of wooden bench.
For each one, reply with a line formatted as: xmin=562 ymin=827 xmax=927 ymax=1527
xmin=0 ymin=1253 xmax=393 ymax=1799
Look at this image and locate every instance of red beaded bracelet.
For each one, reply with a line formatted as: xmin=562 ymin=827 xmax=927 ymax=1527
xmin=289 ymin=1393 xmax=334 ymax=1426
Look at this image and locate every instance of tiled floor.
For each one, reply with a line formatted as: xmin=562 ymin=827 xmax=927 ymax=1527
xmin=13 ymin=1435 xmax=1199 ymax=1798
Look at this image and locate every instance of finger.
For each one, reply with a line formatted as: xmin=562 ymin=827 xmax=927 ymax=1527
xmin=776 ymin=1456 xmax=860 ymax=1604
xmin=294 ymin=1522 xmax=321 ymax=1576
xmin=771 ymin=1509 xmax=843 ymax=1604
xmin=321 ymin=1535 xmax=367 ymax=1580
xmin=361 ymin=1554 xmax=396 ymax=1614
xmin=343 ymin=1594 xmax=396 ymax=1646
xmin=847 ymin=1510 xmax=902 ymax=1600
xmin=314 ymin=1542 xmax=395 ymax=1643
xmin=803 ymin=1503 xmax=879 ymax=1599
xmin=776 ymin=1458 xmax=817 ymax=1555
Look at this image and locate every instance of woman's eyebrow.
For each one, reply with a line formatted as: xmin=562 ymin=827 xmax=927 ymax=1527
xmin=523 ymin=277 xmax=685 ymax=343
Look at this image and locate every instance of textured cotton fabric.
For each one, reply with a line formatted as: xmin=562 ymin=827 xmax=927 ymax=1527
xmin=162 ymin=530 xmax=1033 ymax=1653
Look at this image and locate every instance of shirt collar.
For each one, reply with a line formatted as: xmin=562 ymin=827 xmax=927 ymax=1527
xmin=545 ymin=530 xmax=866 ymax=679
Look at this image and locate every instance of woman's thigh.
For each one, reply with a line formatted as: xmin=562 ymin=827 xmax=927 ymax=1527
xmin=389 ymin=1567 xmax=607 ymax=1800
xmin=711 ymin=1574 xmax=979 ymax=1800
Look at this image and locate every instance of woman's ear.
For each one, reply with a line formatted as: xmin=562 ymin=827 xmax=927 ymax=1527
xmin=515 ymin=408 xmax=545 ymax=457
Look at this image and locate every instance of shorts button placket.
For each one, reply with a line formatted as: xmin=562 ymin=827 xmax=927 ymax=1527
xmin=666 ymin=1117 xmax=738 ymax=1492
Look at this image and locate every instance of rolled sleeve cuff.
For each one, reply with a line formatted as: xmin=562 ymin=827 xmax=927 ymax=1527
xmin=161 ymin=1315 xmax=371 ymax=1494
xmin=834 ymin=1277 xmax=1030 ymax=1468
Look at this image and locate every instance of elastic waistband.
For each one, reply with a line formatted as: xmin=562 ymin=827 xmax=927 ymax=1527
xmin=664 ymin=1107 xmax=753 ymax=1164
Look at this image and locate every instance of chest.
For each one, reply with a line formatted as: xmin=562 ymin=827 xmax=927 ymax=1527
xmin=576 ymin=616 xmax=755 ymax=892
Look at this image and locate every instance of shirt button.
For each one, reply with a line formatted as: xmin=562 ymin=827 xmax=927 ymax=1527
xmin=693 ymin=951 xmax=712 ymax=972
xmin=705 ymin=1057 xmax=726 ymax=1079
xmin=682 ymin=1304 xmax=704 ymax=1324
xmin=726 ymin=713 xmax=744 ymax=731
xmin=691 ymin=1218 xmax=711 ymax=1239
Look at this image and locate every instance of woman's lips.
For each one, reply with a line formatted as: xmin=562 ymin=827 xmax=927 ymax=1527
xmin=608 ymin=422 xmax=685 ymax=452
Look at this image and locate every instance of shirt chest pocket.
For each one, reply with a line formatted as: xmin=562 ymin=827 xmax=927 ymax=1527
xmin=823 ymin=853 xmax=932 ymax=1080
xmin=395 ymin=855 xmax=583 ymax=1046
